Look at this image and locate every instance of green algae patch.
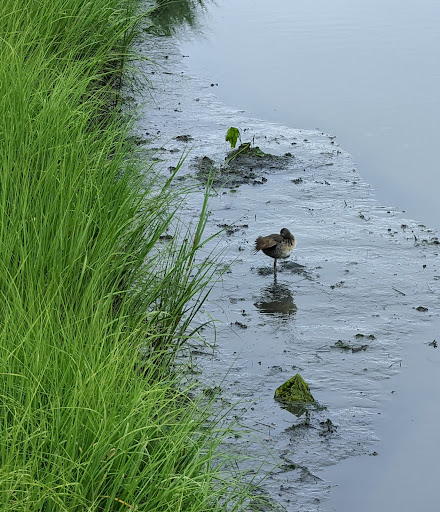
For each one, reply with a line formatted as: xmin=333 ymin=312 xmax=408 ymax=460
xmin=274 ymin=374 xmax=315 ymax=404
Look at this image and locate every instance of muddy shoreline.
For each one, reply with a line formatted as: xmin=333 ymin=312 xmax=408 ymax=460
xmin=134 ymin=30 xmax=440 ymax=512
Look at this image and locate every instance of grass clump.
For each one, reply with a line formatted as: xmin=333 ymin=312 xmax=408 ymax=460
xmin=0 ymin=1 xmax=246 ymax=510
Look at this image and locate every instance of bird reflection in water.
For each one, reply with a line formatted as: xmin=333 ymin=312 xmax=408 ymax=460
xmin=254 ymin=280 xmax=297 ymax=317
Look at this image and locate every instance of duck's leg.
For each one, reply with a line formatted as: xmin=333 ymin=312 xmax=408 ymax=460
xmin=274 ymin=259 xmax=277 ymax=274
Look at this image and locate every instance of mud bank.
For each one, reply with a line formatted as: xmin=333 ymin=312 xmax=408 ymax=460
xmin=134 ymin=32 xmax=440 ymax=512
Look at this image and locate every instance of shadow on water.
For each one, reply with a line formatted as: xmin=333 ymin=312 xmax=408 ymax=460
xmin=145 ymin=0 xmax=208 ymax=36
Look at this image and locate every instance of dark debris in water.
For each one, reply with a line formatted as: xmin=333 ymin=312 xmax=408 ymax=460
xmin=355 ymin=333 xmax=376 ymax=340
xmin=192 ymin=144 xmax=294 ymax=188
xmin=127 ymin=135 xmax=148 ymax=146
xmin=217 ymin=223 xmax=249 ymax=236
xmin=279 ymin=463 xmax=297 ymax=472
xmin=232 ymin=321 xmax=248 ymax=329
xmin=227 ymin=144 xmax=292 ymax=172
xmin=319 ymin=418 xmax=337 ymax=436
xmin=415 ymin=236 xmax=440 ymax=246
xmin=276 ymin=260 xmax=310 ymax=278
xmin=352 ymin=345 xmax=369 ymax=353
xmin=174 ymin=134 xmax=193 ymax=142
xmin=332 ymin=340 xmax=369 ymax=353
xmin=330 ymin=280 xmax=346 ymax=289
xmin=203 ymin=386 xmax=222 ymax=397
xmin=332 ymin=340 xmax=352 ymax=351
xmin=192 ymin=155 xmax=215 ymax=173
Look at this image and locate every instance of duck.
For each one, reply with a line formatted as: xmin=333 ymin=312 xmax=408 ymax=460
xmin=254 ymin=228 xmax=296 ymax=274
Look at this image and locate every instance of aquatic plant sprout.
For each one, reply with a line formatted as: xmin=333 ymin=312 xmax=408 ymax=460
xmin=225 ymin=126 xmax=241 ymax=148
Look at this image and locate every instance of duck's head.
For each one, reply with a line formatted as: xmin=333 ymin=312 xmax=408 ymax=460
xmin=280 ymin=228 xmax=294 ymax=240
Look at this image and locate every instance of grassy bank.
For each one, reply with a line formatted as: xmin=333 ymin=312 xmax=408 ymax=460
xmin=0 ymin=1 xmax=245 ymax=510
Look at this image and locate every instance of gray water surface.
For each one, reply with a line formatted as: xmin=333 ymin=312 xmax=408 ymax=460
xmin=135 ymin=6 xmax=440 ymax=510
xmin=179 ymin=0 xmax=440 ymax=234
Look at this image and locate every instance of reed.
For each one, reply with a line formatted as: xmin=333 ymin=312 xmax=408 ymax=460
xmin=0 ymin=1 xmax=249 ymax=510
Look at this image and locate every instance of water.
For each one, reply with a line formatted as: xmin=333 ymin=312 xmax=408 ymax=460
xmin=136 ymin=3 xmax=440 ymax=510
xmin=179 ymin=0 xmax=440 ymax=234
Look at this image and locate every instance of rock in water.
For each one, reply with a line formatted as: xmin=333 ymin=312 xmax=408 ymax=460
xmin=274 ymin=373 xmax=315 ymax=404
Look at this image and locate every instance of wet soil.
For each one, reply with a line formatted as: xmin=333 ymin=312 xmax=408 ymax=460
xmin=193 ymin=144 xmax=292 ymax=188
xmin=133 ymin=31 xmax=440 ymax=512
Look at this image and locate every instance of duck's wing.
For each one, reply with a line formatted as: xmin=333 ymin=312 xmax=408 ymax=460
xmin=254 ymin=233 xmax=283 ymax=251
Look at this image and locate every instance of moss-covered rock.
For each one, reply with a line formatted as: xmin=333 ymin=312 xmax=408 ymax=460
xmin=274 ymin=373 xmax=315 ymax=404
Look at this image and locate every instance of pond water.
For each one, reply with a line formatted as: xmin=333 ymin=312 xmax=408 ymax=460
xmin=137 ymin=2 xmax=440 ymax=510
xmin=179 ymin=0 xmax=440 ymax=235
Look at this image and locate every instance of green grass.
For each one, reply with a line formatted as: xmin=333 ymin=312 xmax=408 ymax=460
xmin=0 ymin=1 xmax=249 ymax=510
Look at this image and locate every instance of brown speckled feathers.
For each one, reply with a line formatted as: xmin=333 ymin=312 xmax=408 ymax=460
xmin=254 ymin=228 xmax=296 ymax=273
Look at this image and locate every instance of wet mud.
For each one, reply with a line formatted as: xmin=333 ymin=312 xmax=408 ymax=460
xmin=134 ymin=31 xmax=440 ymax=512
xmin=193 ymin=144 xmax=292 ymax=188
